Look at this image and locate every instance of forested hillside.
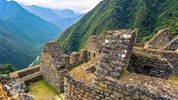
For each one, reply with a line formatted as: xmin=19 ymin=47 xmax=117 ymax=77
xmin=0 ymin=0 xmax=60 ymax=69
xmin=57 ymin=0 xmax=178 ymax=54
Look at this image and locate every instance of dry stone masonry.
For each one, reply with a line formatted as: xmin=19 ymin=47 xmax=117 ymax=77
xmin=10 ymin=65 xmax=42 ymax=85
xmin=40 ymin=42 xmax=67 ymax=92
xmin=144 ymin=29 xmax=174 ymax=49
xmin=133 ymin=47 xmax=178 ymax=75
xmin=128 ymin=53 xmax=173 ymax=79
xmin=95 ymin=29 xmax=138 ymax=79
xmin=70 ymin=52 xmax=80 ymax=66
xmin=64 ymin=29 xmax=178 ymax=100
xmin=9 ymin=29 xmax=178 ymax=100
xmin=85 ymin=35 xmax=101 ymax=61
xmin=162 ymin=36 xmax=178 ymax=51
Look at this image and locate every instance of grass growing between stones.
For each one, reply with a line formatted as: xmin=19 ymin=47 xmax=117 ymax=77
xmin=28 ymin=79 xmax=63 ymax=100
xmin=169 ymin=75 xmax=178 ymax=84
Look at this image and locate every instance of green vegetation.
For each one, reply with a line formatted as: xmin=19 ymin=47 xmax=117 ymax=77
xmin=28 ymin=80 xmax=63 ymax=100
xmin=138 ymin=56 xmax=148 ymax=63
xmin=169 ymin=75 xmax=178 ymax=84
xmin=121 ymin=67 xmax=129 ymax=76
xmin=0 ymin=64 xmax=16 ymax=74
xmin=0 ymin=0 xmax=60 ymax=69
xmin=57 ymin=0 xmax=178 ymax=54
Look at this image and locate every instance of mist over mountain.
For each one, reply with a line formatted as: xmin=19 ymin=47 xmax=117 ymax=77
xmin=24 ymin=5 xmax=61 ymax=22
xmin=23 ymin=5 xmax=84 ymax=31
xmin=0 ymin=0 xmax=61 ymax=69
xmin=52 ymin=9 xmax=81 ymax=19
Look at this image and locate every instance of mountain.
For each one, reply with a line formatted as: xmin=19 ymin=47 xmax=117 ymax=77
xmin=52 ymin=9 xmax=80 ymax=19
xmin=24 ymin=5 xmax=61 ymax=22
xmin=54 ymin=15 xmax=84 ymax=31
xmin=57 ymin=0 xmax=178 ymax=54
xmin=0 ymin=0 xmax=61 ymax=69
xmin=23 ymin=5 xmax=83 ymax=31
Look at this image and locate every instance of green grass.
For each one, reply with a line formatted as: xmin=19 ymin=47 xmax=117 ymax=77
xmin=28 ymin=79 xmax=63 ymax=100
xmin=169 ymin=75 xmax=178 ymax=84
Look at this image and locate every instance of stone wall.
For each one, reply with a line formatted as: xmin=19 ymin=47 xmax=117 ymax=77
xmin=64 ymin=29 xmax=178 ymax=100
xmin=64 ymin=72 xmax=178 ymax=100
xmin=161 ymin=36 xmax=178 ymax=51
xmin=40 ymin=42 xmax=90 ymax=92
xmin=134 ymin=47 xmax=178 ymax=75
xmin=70 ymin=52 xmax=80 ymax=66
xmin=63 ymin=54 xmax=71 ymax=69
xmin=144 ymin=29 xmax=174 ymax=49
xmin=10 ymin=66 xmax=42 ymax=85
xmin=40 ymin=42 xmax=67 ymax=92
xmin=85 ymin=35 xmax=101 ymax=61
xmin=95 ymin=29 xmax=137 ymax=79
xmin=128 ymin=53 xmax=173 ymax=79
xmin=18 ymin=67 xmax=40 ymax=78
xmin=79 ymin=49 xmax=88 ymax=63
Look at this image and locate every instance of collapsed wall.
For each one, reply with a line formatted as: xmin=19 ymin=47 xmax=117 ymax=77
xmin=128 ymin=52 xmax=173 ymax=79
xmin=144 ymin=29 xmax=174 ymax=49
xmin=161 ymin=36 xmax=178 ymax=51
xmin=134 ymin=47 xmax=178 ymax=75
xmin=10 ymin=65 xmax=42 ymax=85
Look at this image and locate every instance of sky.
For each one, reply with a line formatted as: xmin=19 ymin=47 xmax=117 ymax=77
xmin=13 ymin=0 xmax=103 ymax=14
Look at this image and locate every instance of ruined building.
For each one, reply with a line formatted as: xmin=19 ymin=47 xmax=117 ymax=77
xmin=85 ymin=35 xmax=101 ymax=61
xmin=144 ymin=29 xmax=174 ymax=49
xmin=9 ymin=29 xmax=178 ymax=99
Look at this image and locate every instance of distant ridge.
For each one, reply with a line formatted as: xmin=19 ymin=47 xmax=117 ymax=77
xmin=0 ymin=0 xmax=61 ymax=69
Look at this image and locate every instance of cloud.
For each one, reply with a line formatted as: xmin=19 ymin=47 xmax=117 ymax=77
xmin=14 ymin=0 xmax=102 ymax=13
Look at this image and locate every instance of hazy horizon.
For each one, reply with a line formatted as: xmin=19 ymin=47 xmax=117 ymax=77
xmin=13 ymin=0 xmax=103 ymax=14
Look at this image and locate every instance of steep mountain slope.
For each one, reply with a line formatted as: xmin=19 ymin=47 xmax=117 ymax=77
xmin=0 ymin=0 xmax=61 ymax=69
xmin=57 ymin=0 xmax=178 ymax=54
xmin=24 ymin=5 xmax=61 ymax=22
xmin=54 ymin=15 xmax=84 ymax=31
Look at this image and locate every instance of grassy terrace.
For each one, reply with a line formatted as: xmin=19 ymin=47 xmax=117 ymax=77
xmin=28 ymin=80 xmax=63 ymax=100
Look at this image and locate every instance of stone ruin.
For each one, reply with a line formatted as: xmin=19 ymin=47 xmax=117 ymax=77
xmin=9 ymin=29 xmax=178 ymax=99
xmin=161 ymin=36 xmax=178 ymax=51
xmin=10 ymin=65 xmax=42 ymax=85
xmin=128 ymin=53 xmax=173 ymax=79
xmin=95 ymin=29 xmax=137 ymax=79
xmin=64 ymin=29 xmax=178 ymax=100
xmin=40 ymin=42 xmax=67 ymax=92
xmin=144 ymin=29 xmax=174 ymax=49
xmin=85 ymin=35 xmax=101 ymax=61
